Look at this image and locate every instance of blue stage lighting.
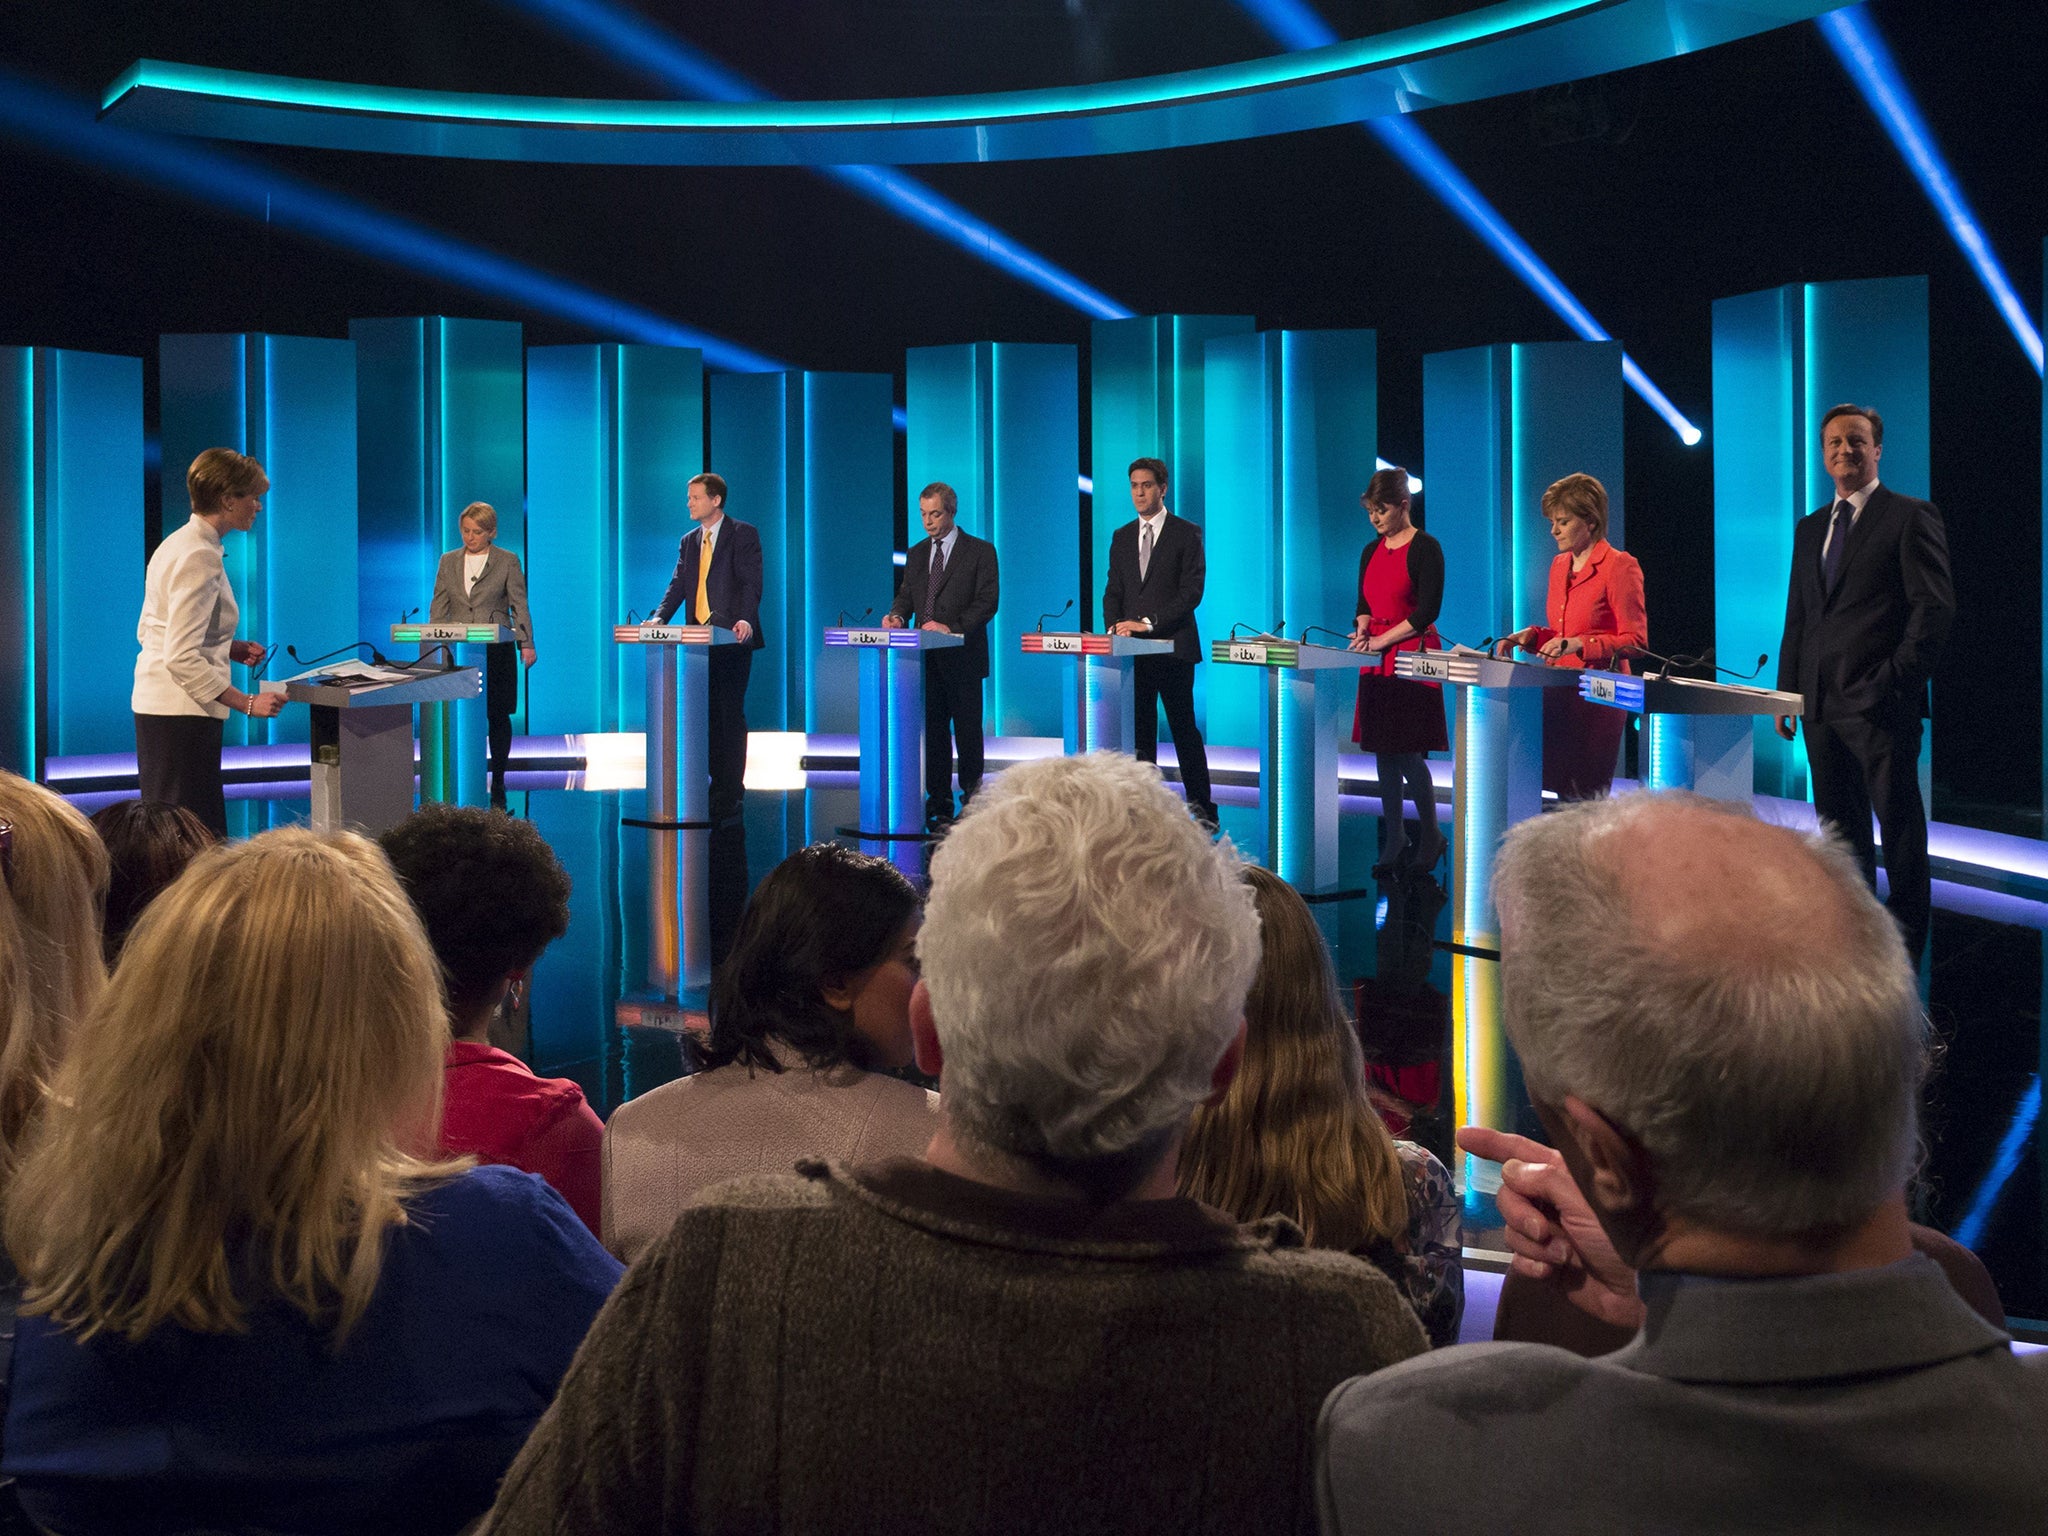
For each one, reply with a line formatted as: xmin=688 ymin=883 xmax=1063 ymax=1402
xmin=1231 ymin=0 xmax=1704 ymax=446
xmin=1952 ymin=1073 xmax=2040 ymax=1250
xmin=0 ymin=68 xmax=782 ymax=375
xmin=1820 ymin=6 xmax=2043 ymax=377
xmin=493 ymin=0 xmax=1131 ymax=320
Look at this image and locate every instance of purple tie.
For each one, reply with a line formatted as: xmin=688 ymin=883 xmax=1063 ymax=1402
xmin=1821 ymin=499 xmax=1853 ymax=595
xmin=930 ymin=539 xmax=947 ymax=590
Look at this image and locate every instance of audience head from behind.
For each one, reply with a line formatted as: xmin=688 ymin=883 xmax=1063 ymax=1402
xmin=1314 ymin=795 xmax=2036 ymax=1536
xmin=0 ymin=771 xmax=107 ymax=1183
xmin=708 ymin=841 xmax=922 ymax=1074
xmin=913 ymin=750 xmax=1260 ymax=1203
xmin=379 ymin=803 xmax=572 ymax=1040
xmin=90 ymin=799 xmax=215 ymax=966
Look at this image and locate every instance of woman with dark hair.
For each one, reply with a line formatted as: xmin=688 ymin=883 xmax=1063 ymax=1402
xmin=1180 ymin=867 xmax=1463 ymax=1346
xmin=90 ymin=800 xmax=215 ymax=965
xmin=602 ymin=842 xmax=937 ymax=1262
xmin=1348 ymin=467 xmax=1448 ymax=875
xmin=379 ymin=804 xmax=601 ymax=1234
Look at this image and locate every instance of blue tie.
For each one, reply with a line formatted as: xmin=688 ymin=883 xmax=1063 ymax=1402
xmin=1821 ymin=499 xmax=1853 ymax=595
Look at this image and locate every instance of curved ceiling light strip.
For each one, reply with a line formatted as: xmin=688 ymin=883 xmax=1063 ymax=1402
xmin=101 ymin=0 xmax=1835 ymax=166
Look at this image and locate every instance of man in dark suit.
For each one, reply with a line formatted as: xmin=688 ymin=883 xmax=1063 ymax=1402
xmin=1775 ymin=404 xmax=1954 ymax=962
xmin=653 ymin=471 xmax=764 ymax=825
xmin=885 ymin=480 xmax=1000 ymax=826
xmin=1102 ymin=457 xmax=1217 ymax=830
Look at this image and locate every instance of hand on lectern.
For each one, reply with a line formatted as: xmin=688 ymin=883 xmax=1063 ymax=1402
xmin=882 ymin=613 xmax=907 ymax=629
xmin=247 ymin=691 xmax=285 ymax=720
xmin=1774 ymin=714 xmax=1797 ymax=741
xmin=732 ymin=620 xmax=754 ymax=643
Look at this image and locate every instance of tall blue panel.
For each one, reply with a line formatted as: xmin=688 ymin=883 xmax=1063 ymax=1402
xmin=0 ymin=348 xmax=144 ymax=777
xmin=1090 ymin=315 xmax=1255 ymax=627
xmin=1200 ymin=329 xmax=1378 ymax=755
xmin=907 ymin=342 xmax=1079 ymax=737
xmin=1424 ymin=341 xmax=1624 ymax=652
xmin=1712 ymin=277 xmax=1928 ymax=801
xmin=352 ymin=317 xmax=524 ymax=798
xmin=526 ymin=343 xmax=702 ymax=736
xmin=160 ymin=334 xmax=358 ymax=768
xmin=709 ymin=373 xmax=800 ymax=734
xmin=802 ymin=373 xmax=895 ymax=734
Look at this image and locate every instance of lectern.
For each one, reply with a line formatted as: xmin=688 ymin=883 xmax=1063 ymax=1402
xmin=1578 ymin=670 xmax=1803 ymax=802
xmin=265 ymin=661 xmax=479 ymax=837
xmin=1209 ymin=636 xmax=1362 ymax=894
xmin=391 ymin=622 xmax=512 ymax=806
xmin=1020 ymin=632 xmax=1174 ymax=755
xmin=613 ymin=622 xmax=738 ymax=1028
xmin=823 ymin=625 xmax=964 ymax=873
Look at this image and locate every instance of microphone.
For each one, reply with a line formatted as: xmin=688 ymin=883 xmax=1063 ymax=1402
xmin=625 ymin=608 xmax=642 ymax=626
xmin=1227 ymin=621 xmax=1263 ymax=641
xmin=1301 ymin=624 xmax=1355 ymax=648
xmin=288 ymin=641 xmax=390 ymax=669
xmin=1035 ymin=599 xmax=1074 ymax=634
xmin=1272 ymin=619 xmax=1287 ymax=637
xmin=415 ymin=644 xmax=459 ymax=671
xmin=1717 ymin=651 xmax=1769 ymax=682
xmin=398 ymin=607 xmax=418 ymax=625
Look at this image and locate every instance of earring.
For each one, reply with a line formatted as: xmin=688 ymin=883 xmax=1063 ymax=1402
xmin=505 ymin=979 xmax=525 ymax=1014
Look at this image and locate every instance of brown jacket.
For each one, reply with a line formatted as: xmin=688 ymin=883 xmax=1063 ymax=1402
xmin=484 ymin=1158 xmax=1427 ymax=1536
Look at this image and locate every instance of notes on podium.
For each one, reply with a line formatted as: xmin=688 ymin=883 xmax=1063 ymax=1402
xmin=266 ymin=658 xmax=480 ymax=838
xmin=1578 ymin=668 xmax=1803 ymax=802
xmin=824 ymin=626 xmax=964 ymax=874
xmin=1020 ymin=631 xmax=1174 ymax=756
xmin=613 ymin=623 xmax=741 ymax=1027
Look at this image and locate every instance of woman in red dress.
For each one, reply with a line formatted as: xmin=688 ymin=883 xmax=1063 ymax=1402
xmin=1495 ymin=473 xmax=1647 ymax=798
xmin=1349 ymin=467 xmax=1448 ymax=875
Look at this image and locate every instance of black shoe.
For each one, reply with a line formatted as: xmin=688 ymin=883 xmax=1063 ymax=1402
xmin=1190 ymin=801 xmax=1221 ymax=834
xmin=1399 ymin=829 xmax=1447 ymax=874
xmin=925 ymin=806 xmax=956 ymax=834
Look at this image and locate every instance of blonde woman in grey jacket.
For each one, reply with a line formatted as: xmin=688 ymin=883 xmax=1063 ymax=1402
xmin=430 ymin=501 xmax=535 ymax=782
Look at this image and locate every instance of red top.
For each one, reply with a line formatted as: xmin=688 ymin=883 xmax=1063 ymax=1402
xmin=440 ymin=1041 xmax=605 ymax=1235
xmin=1523 ymin=540 xmax=1647 ymax=671
xmin=1358 ymin=536 xmax=1442 ymax=677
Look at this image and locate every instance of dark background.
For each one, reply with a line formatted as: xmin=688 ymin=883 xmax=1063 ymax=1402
xmin=2 ymin=0 xmax=2042 ymax=821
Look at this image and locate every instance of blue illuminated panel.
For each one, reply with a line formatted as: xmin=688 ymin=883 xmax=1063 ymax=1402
xmin=1200 ymin=332 xmax=1279 ymax=756
xmin=802 ymin=373 xmax=894 ymax=734
xmin=711 ymin=373 xmax=797 ymax=737
xmin=352 ymin=317 xmax=524 ymax=804
xmin=906 ymin=342 xmax=1079 ymax=737
xmin=526 ymin=342 xmax=702 ymax=735
xmin=0 ymin=348 xmax=145 ymax=778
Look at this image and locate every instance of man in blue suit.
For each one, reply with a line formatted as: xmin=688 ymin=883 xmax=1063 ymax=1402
xmin=654 ymin=472 xmax=764 ymax=824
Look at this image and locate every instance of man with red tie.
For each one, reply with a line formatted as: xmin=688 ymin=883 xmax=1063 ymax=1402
xmin=654 ymin=473 xmax=764 ymax=825
xmin=1775 ymin=405 xmax=1954 ymax=963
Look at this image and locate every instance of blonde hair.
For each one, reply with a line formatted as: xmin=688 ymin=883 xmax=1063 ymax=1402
xmin=7 ymin=828 xmax=462 ymax=1343
xmin=459 ymin=501 xmax=498 ymax=535
xmin=185 ymin=448 xmax=266 ymax=515
xmin=0 ymin=772 xmax=107 ymax=1184
xmin=1180 ymin=867 xmax=1407 ymax=1252
xmin=1540 ymin=472 xmax=1609 ymax=542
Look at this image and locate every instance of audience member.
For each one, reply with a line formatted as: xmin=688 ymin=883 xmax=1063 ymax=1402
xmin=2 ymin=828 xmax=621 ymax=1536
xmin=601 ymin=840 xmax=938 ymax=1261
xmin=89 ymin=799 xmax=213 ymax=965
xmin=1318 ymin=792 xmax=2048 ymax=1534
xmin=0 ymin=772 xmax=106 ymax=1188
xmin=380 ymin=804 xmax=601 ymax=1233
xmin=1181 ymin=866 xmax=1462 ymax=1345
xmin=484 ymin=753 xmax=1426 ymax=1536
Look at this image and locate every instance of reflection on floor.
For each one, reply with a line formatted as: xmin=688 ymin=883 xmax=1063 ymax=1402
xmin=58 ymin=759 xmax=2048 ymax=1335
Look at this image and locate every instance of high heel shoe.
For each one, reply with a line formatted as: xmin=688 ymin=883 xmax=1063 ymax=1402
xmin=1401 ymin=829 xmax=1447 ymax=875
xmin=1372 ymin=839 xmax=1408 ymax=880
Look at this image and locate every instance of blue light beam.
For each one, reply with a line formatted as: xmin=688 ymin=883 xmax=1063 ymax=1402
xmin=493 ymin=0 xmax=1132 ymax=321
xmin=1952 ymin=1074 xmax=2041 ymax=1251
xmin=1231 ymin=0 xmax=1704 ymax=446
xmin=1819 ymin=6 xmax=2043 ymax=376
xmin=0 ymin=67 xmax=782 ymax=374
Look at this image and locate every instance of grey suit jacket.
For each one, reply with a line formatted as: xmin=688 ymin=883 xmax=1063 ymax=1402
xmin=430 ymin=545 xmax=533 ymax=649
xmin=1318 ymin=1255 xmax=2048 ymax=1534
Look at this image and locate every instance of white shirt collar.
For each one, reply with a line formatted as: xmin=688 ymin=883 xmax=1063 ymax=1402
xmin=1137 ymin=507 xmax=1168 ymax=528
xmin=698 ymin=512 xmax=725 ymax=540
xmin=1836 ymin=480 xmax=1880 ymax=516
xmin=931 ymin=526 xmax=959 ymax=558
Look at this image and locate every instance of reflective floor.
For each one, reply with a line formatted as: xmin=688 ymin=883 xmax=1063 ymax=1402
xmin=71 ymin=769 xmax=2048 ymax=1332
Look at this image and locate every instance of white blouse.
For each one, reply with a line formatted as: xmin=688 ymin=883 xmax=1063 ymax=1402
xmin=132 ymin=515 xmax=237 ymax=719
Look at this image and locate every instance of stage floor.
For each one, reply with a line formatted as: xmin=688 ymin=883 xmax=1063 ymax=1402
xmin=52 ymin=741 xmax=2048 ymax=1337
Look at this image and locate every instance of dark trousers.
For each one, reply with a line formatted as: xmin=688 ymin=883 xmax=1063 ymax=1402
xmin=135 ymin=712 xmax=228 ymax=838
xmin=1806 ymin=711 xmax=1930 ymax=960
xmin=1133 ymin=655 xmax=1214 ymax=813
xmin=923 ymin=651 xmax=985 ymax=817
xmin=708 ymin=646 xmax=753 ymax=824
xmin=485 ymin=641 xmax=518 ymax=775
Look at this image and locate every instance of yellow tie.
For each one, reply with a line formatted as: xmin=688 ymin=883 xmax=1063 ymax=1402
xmin=694 ymin=529 xmax=714 ymax=623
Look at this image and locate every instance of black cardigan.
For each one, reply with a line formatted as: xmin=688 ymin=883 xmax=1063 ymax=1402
xmin=1355 ymin=530 xmax=1444 ymax=632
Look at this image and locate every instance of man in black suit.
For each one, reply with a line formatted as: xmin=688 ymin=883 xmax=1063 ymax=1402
xmin=654 ymin=471 xmax=764 ymax=825
xmin=1775 ymin=404 xmax=1954 ymax=961
xmin=1102 ymin=456 xmax=1217 ymax=830
xmin=885 ymin=480 xmax=1000 ymax=826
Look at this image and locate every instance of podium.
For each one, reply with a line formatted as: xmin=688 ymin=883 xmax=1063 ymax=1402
xmin=1021 ymin=632 xmax=1174 ymax=755
xmin=265 ymin=660 xmax=479 ymax=837
xmin=1209 ymin=636 xmax=1362 ymax=895
xmin=391 ymin=622 xmax=513 ymax=806
xmin=613 ymin=622 xmax=739 ymax=1025
xmin=1579 ymin=670 xmax=1803 ymax=802
xmin=1395 ymin=650 xmax=1580 ymax=1178
xmin=824 ymin=626 xmax=964 ymax=871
